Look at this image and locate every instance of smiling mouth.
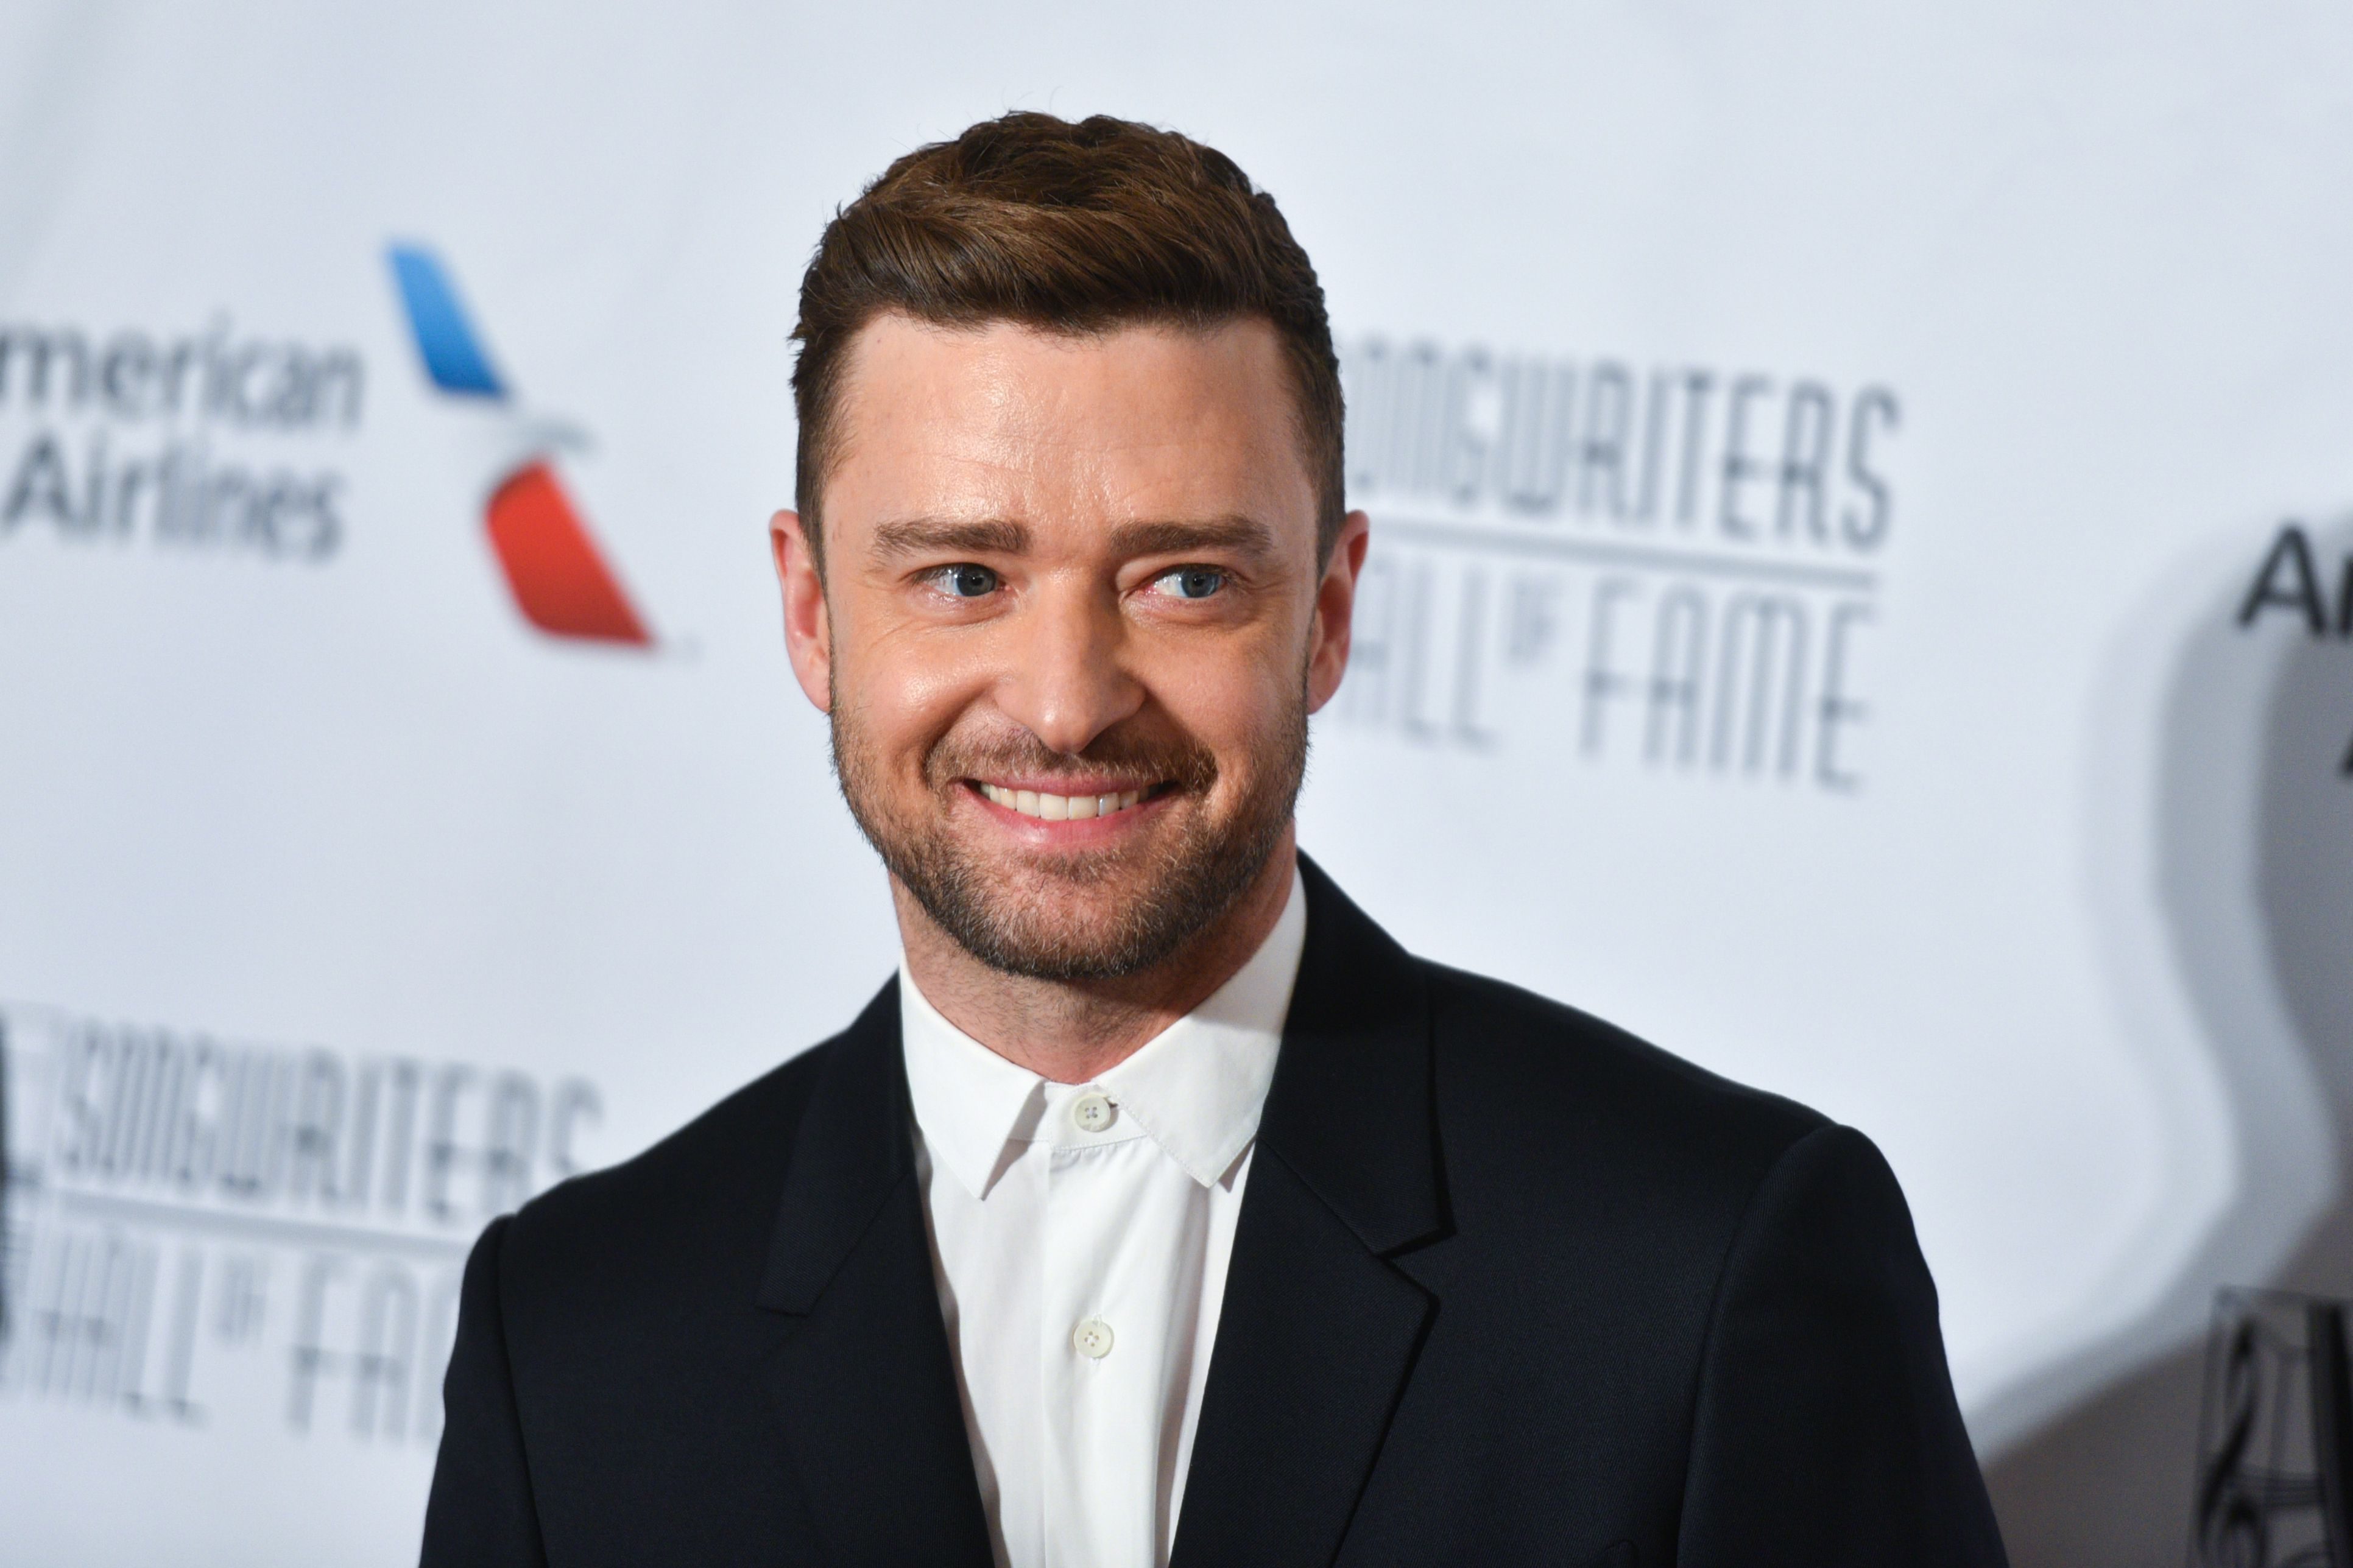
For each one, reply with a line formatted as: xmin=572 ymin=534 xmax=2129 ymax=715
xmin=973 ymin=781 xmax=1163 ymax=821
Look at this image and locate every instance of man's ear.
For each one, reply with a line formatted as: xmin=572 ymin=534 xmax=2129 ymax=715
xmin=1306 ymin=509 xmax=1372 ymax=714
xmin=771 ymin=509 xmax=832 ymax=713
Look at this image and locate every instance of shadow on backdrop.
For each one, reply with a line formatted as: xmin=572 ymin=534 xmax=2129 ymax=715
xmin=1990 ymin=520 xmax=2353 ymax=1566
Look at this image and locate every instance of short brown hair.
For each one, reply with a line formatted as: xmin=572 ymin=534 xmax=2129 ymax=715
xmin=790 ymin=111 xmax=1344 ymax=571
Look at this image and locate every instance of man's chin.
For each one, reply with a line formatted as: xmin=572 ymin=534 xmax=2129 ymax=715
xmin=905 ymin=840 xmax=1252 ymax=982
xmin=968 ymin=857 xmax=1172 ymax=934
xmin=932 ymin=899 xmax=1187 ymax=983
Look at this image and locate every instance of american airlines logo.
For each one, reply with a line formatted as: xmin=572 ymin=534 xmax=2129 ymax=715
xmin=387 ymin=245 xmax=654 ymax=648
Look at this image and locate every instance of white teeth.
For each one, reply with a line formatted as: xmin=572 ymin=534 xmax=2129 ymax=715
xmin=982 ymin=784 xmax=1154 ymax=821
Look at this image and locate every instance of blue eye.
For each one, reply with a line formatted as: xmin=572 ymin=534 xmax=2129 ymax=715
xmin=1158 ymin=566 xmax=1226 ymax=600
xmin=939 ymin=564 xmax=999 ymax=598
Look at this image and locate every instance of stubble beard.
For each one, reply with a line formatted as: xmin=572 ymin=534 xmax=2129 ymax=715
xmin=830 ymin=694 xmax=1307 ymax=983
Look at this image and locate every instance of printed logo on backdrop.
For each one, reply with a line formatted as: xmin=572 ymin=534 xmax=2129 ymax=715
xmin=0 ymin=1005 xmax=603 ymax=1449
xmin=0 ymin=315 xmax=359 ymax=560
xmin=1335 ymin=337 xmax=1899 ymax=793
xmin=2237 ymin=522 xmax=2353 ymax=778
xmin=388 ymin=245 xmax=657 ymax=648
xmin=0 ymin=248 xmax=661 ymax=650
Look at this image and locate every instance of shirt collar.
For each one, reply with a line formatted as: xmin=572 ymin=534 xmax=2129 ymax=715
xmin=900 ymin=864 xmax=1307 ymax=1198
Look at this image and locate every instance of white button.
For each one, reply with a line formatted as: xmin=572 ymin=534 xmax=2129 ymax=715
xmin=1071 ymin=1092 xmax=1116 ymax=1133
xmin=1072 ymin=1317 xmax=1115 ymax=1359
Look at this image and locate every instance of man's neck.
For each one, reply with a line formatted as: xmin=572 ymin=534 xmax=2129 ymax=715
xmin=894 ymin=835 xmax=1298 ymax=1085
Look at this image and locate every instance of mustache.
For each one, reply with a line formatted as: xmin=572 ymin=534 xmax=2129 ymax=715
xmin=922 ymin=726 xmax=1219 ymax=794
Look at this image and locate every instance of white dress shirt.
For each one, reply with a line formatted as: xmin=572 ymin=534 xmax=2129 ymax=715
xmin=898 ymin=868 xmax=1307 ymax=1568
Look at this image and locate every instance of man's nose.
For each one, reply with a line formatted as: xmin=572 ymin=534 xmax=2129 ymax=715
xmin=996 ymin=580 xmax=1145 ymax=756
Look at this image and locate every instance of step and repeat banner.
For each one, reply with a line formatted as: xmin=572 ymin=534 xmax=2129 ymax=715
xmin=2 ymin=4 xmax=2349 ymax=1563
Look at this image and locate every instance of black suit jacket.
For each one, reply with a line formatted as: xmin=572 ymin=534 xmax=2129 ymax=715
xmin=422 ymin=860 xmax=2006 ymax=1567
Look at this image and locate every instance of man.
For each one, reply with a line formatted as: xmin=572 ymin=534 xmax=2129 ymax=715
xmin=422 ymin=113 xmax=2007 ymax=1567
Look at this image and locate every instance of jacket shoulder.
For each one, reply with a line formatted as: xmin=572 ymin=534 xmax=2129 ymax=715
xmin=1417 ymin=958 xmax=1829 ymax=1201
xmin=492 ymin=1030 xmax=845 ymax=1306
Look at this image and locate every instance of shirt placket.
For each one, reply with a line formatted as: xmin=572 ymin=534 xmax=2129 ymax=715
xmin=1038 ymin=1083 xmax=1153 ymax=1567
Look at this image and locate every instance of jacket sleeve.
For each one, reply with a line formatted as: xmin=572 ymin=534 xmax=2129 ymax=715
xmin=422 ymin=1215 xmax=549 ymax=1567
xmin=1676 ymin=1124 xmax=2009 ymax=1566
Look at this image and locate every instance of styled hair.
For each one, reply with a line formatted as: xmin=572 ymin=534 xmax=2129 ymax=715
xmin=789 ymin=111 xmax=1344 ymax=571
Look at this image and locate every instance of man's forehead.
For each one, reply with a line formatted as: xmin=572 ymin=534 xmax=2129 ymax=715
xmin=824 ymin=312 xmax=1316 ymax=526
xmin=837 ymin=312 xmax=1288 ymax=422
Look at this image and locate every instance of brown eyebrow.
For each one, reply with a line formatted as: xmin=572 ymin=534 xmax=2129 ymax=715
xmin=1107 ymin=517 xmax=1279 ymax=560
xmin=866 ymin=515 xmax=1279 ymax=564
xmin=869 ymin=518 xmax=1031 ymax=560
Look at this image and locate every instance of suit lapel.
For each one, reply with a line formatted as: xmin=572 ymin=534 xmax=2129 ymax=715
xmin=1171 ymin=858 xmax=1449 ymax=1568
xmin=755 ymin=983 xmax=995 ymax=1568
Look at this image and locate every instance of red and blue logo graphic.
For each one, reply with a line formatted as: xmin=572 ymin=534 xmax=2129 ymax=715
xmin=388 ymin=245 xmax=652 ymax=647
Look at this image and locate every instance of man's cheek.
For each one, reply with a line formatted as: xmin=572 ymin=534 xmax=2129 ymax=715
xmin=1195 ymin=680 xmax=1281 ymax=747
xmin=851 ymin=661 xmax=951 ymax=761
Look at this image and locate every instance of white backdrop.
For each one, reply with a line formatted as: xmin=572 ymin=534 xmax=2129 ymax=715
xmin=2 ymin=4 xmax=2349 ymax=1563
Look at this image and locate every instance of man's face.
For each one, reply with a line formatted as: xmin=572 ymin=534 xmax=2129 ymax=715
xmin=772 ymin=314 xmax=1367 ymax=980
